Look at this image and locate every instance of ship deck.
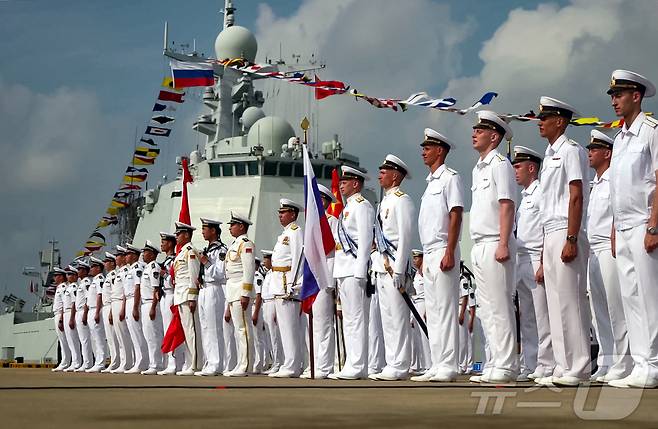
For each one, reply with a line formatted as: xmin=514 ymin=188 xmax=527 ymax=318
xmin=1 ymin=369 xmax=656 ymax=428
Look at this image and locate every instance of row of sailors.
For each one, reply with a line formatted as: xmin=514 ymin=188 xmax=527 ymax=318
xmin=52 ymin=68 xmax=657 ymax=389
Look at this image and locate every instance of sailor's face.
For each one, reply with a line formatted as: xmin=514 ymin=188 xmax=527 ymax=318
xmin=538 ymin=115 xmax=560 ymax=138
xmin=54 ymin=273 xmax=65 ymax=284
xmin=421 ymin=144 xmax=440 ymax=167
xmin=321 ymin=196 xmax=331 ymax=211
xmin=142 ymin=250 xmax=155 ymax=263
xmin=412 ymin=255 xmax=423 ymax=270
xmin=66 ymin=273 xmax=77 ymax=282
xmin=89 ymin=265 xmax=101 ymax=276
xmin=175 ymin=231 xmax=190 ymax=246
xmin=103 ymin=261 xmax=115 ymax=272
xmin=339 ymin=178 xmax=359 ymax=198
xmin=471 ymin=128 xmax=494 ymax=152
xmin=513 ymin=161 xmax=531 ymax=186
xmin=378 ymin=168 xmax=396 ymax=188
xmin=263 ymin=257 xmax=272 ymax=270
xmin=278 ymin=209 xmax=296 ymax=226
xmin=160 ymin=238 xmax=172 ymax=253
xmin=610 ymin=90 xmax=639 ymax=117
xmin=588 ymin=147 xmax=611 ymax=169
xmin=201 ymin=225 xmax=216 ymax=241
xmin=229 ymin=222 xmax=243 ymax=237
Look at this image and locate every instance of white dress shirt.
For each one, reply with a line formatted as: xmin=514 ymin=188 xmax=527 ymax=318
xmin=516 ymin=180 xmax=544 ymax=258
xmin=373 ymin=186 xmax=415 ymax=274
xmin=587 ymin=169 xmax=613 ymax=252
xmin=334 ymin=193 xmax=375 ymax=279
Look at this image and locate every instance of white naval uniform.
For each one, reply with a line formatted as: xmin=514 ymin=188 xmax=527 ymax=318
xmin=334 ymin=193 xmax=375 ymax=378
xmin=610 ymin=112 xmax=658 ymax=384
xmin=458 ymin=277 xmax=473 ymax=374
xmin=74 ymin=277 xmax=93 ymax=370
xmin=53 ymin=283 xmax=71 ymax=369
xmin=63 ymin=281 xmax=81 ymax=369
xmin=261 ymin=270 xmax=283 ymax=372
xmin=252 ymin=269 xmax=267 ymax=373
xmin=372 ymin=186 xmax=415 ymax=379
xmin=271 ymin=223 xmax=304 ymax=376
xmin=409 ymin=272 xmax=431 ymax=373
xmin=470 ymin=149 xmax=518 ymax=380
xmin=516 ymin=179 xmax=554 ymax=378
xmin=110 ymin=265 xmax=134 ymax=371
xmin=160 ymin=254 xmax=183 ymax=373
xmin=419 ymin=164 xmax=464 ymax=379
xmin=587 ymin=168 xmax=632 ymax=380
xmin=174 ymin=242 xmax=202 ymax=373
xmin=198 ymin=241 xmax=227 ymax=374
xmin=540 ymin=134 xmax=591 ymax=380
xmin=139 ymin=261 xmax=165 ymax=371
xmin=311 ymin=212 xmax=338 ymax=377
xmin=101 ymin=270 xmax=120 ymax=371
xmin=87 ymin=273 xmax=108 ymax=368
xmin=124 ymin=261 xmax=149 ymax=371
xmin=368 ymin=253 xmax=385 ymax=375
xmin=225 ymin=234 xmax=256 ymax=375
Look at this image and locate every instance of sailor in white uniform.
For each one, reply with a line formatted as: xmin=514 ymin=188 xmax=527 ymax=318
xmin=536 ymin=96 xmax=591 ymax=387
xmin=62 ymin=266 xmax=81 ymax=372
xmin=329 ymin=166 xmax=375 ymax=380
xmin=196 ymin=218 xmax=228 ymax=376
xmin=100 ymin=253 xmax=120 ymax=373
xmin=512 ymin=145 xmax=555 ymax=381
xmin=51 ymin=268 xmax=71 ymax=372
xmin=369 ymin=154 xmax=415 ymax=381
xmin=109 ymin=246 xmax=134 ymax=373
xmin=458 ymin=271 xmax=474 ymax=375
xmin=224 ymin=212 xmax=256 ymax=377
xmin=586 ymin=130 xmax=633 ymax=383
xmin=606 ymin=70 xmax=658 ymax=389
xmin=412 ymin=128 xmax=464 ymax=383
xmin=251 ymin=257 xmax=268 ymax=374
xmin=86 ymin=257 xmax=108 ymax=372
xmin=468 ymin=111 xmax=518 ymax=384
xmin=173 ymin=222 xmax=202 ymax=376
xmin=74 ymin=261 xmax=93 ymax=372
xmin=124 ymin=243 xmax=149 ymax=373
xmin=139 ymin=240 xmax=165 ymax=375
xmin=158 ymin=232 xmax=184 ymax=375
xmin=260 ymin=250 xmax=284 ymax=374
xmin=408 ymin=250 xmax=431 ymax=374
xmin=268 ymin=199 xmax=304 ymax=378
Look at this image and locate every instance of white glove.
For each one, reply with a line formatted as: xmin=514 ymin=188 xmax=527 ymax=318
xmin=393 ymin=273 xmax=405 ymax=291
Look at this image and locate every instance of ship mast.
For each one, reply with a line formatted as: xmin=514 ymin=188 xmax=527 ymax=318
xmin=223 ymin=0 xmax=235 ymax=29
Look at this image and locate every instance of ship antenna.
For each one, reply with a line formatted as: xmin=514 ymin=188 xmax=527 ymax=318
xmin=222 ymin=0 xmax=236 ymax=29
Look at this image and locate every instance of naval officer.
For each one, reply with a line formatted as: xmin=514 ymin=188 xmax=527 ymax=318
xmin=268 ymin=199 xmax=304 ymax=378
xmin=370 ymin=154 xmax=415 ymax=381
xmin=224 ymin=212 xmax=256 ymax=377
xmin=196 ymin=218 xmax=228 ymax=376
xmin=51 ymin=268 xmax=72 ymax=372
xmin=100 ymin=253 xmax=120 ymax=373
xmin=330 ymin=166 xmax=375 ymax=380
xmin=536 ymin=96 xmax=591 ymax=387
xmin=124 ymin=243 xmax=149 ymax=373
xmin=62 ymin=265 xmax=81 ymax=372
xmin=468 ymin=111 xmax=518 ymax=384
xmin=260 ymin=250 xmax=284 ymax=374
xmin=173 ymin=222 xmax=202 ymax=376
xmin=139 ymin=240 xmax=165 ymax=375
xmin=86 ymin=257 xmax=108 ymax=372
xmin=74 ymin=261 xmax=93 ymax=372
xmin=109 ymin=246 xmax=134 ymax=373
xmin=158 ymin=232 xmax=183 ymax=375
xmin=512 ymin=145 xmax=554 ymax=381
xmin=412 ymin=128 xmax=464 ymax=382
xmin=606 ymin=70 xmax=658 ymax=389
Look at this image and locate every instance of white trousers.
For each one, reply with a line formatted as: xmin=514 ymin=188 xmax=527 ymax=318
xmin=160 ymin=293 xmax=183 ymax=371
xmin=368 ymin=290 xmax=385 ymax=374
xmin=274 ymin=299 xmax=302 ymax=374
xmin=198 ymin=286 xmax=225 ymax=373
xmin=223 ymin=311 xmax=237 ymax=373
xmin=63 ymin=310 xmax=81 ymax=368
xmin=458 ymin=303 xmax=473 ymax=373
xmin=312 ymin=288 xmax=336 ymax=376
xmin=337 ymin=276 xmax=369 ymax=377
xmin=543 ymin=230 xmax=591 ymax=379
xmin=54 ymin=313 xmax=71 ymax=368
xmin=252 ymin=302 xmax=268 ymax=373
xmin=110 ymin=300 xmax=134 ymax=370
xmin=229 ymin=300 xmax=254 ymax=374
xmin=263 ymin=300 xmax=283 ymax=370
xmin=75 ymin=310 xmax=93 ymax=369
xmin=178 ymin=301 xmax=202 ymax=372
xmin=141 ymin=302 xmax=164 ymax=371
xmin=615 ymin=224 xmax=658 ymax=379
xmin=125 ymin=297 xmax=149 ymax=371
xmin=102 ymin=305 xmax=119 ymax=369
xmin=471 ymin=241 xmax=517 ymax=377
xmin=423 ymin=247 xmax=460 ymax=376
xmin=410 ymin=300 xmax=431 ymax=372
xmin=588 ymin=248 xmax=633 ymax=378
xmin=376 ymin=273 xmax=411 ymax=377
xmin=473 ymin=313 xmax=491 ymax=372
xmin=88 ymin=307 xmax=108 ymax=367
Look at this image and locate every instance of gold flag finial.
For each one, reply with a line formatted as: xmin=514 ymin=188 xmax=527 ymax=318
xmin=301 ymin=117 xmax=310 ymax=131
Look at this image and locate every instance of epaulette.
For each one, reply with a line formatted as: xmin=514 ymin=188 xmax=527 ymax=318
xmin=242 ymin=237 xmax=250 ymax=242
xmin=290 ymin=224 xmax=299 ymax=230
xmin=495 ymin=153 xmax=506 ymax=161
xmin=356 ymin=196 xmax=365 ymax=203
xmin=446 ymin=167 xmax=457 ymax=175
xmin=394 ymin=190 xmax=405 ymax=197
xmin=644 ymin=116 xmax=658 ymax=128
xmin=566 ymin=139 xmax=578 ymax=146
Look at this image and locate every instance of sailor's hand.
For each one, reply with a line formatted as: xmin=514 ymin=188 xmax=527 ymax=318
xmin=458 ymin=311 xmax=465 ymax=326
xmin=611 ymin=229 xmax=617 ymax=258
xmin=94 ymin=311 xmax=100 ymax=324
xmin=149 ymin=305 xmax=156 ymax=321
xmin=392 ymin=273 xmax=405 ymax=291
xmin=495 ymin=243 xmax=510 ymax=263
xmin=224 ymin=306 xmax=231 ymax=323
xmin=440 ymin=250 xmax=456 ymax=272
xmin=535 ymin=263 xmax=544 ymax=284
xmin=336 ymin=309 xmax=343 ymax=320
xmin=69 ymin=319 xmax=75 ymax=330
xmin=200 ymin=254 xmax=209 ymax=265
xmin=109 ymin=311 xmax=113 ymax=325
xmin=561 ymin=241 xmax=577 ymax=263
xmin=645 ymin=231 xmax=658 ymax=254
xmin=189 ymin=300 xmax=197 ymax=314
xmin=132 ymin=307 xmax=140 ymax=322
xmin=119 ymin=309 xmax=125 ymax=322
xmin=82 ymin=314 xmax=88 ymax=326
xmin=252 ymin=312 xmax=259 ymax=326
xmin=240 ymin=296 xmax=249 ymax=311
xmin=468 ymin=318 xmax=474 ymax=333
xmin=58 ymin=318 xmax=64 ymax=332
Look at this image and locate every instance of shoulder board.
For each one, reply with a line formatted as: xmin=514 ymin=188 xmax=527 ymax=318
xmin=566 ymin=139 xmax=578 ymax=146
xmin=495 ymin=153 xmax=506 ymax=161
xmin=290 ymin=224 xmax=299 ymax=230
xmin=184 ymin=243 xmax=193 ymax=250
xmin=644 ymin=116 xmax=658 ymax=128
xmin=356 ymin=196 xmax=365 ymax=203
xmin=446 ymin=167 xmax=457 ymax=175
xmin=394 ymin=190 xmax=405 ymax=197
xmin=242 ymin=237 xmax=250 ymax=242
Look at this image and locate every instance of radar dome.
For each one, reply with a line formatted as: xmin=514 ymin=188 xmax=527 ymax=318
xmin=214 ymin=26 xmax=257 ymax=63
xmin=247 ymin=116 xmax=295 ymax=154
xmin=240 ymin=107 xmax=266 ymax=130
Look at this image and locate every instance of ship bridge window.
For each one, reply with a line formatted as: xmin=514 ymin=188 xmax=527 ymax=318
xmin=294 ymin=163 xmax=304 ymax=177
xmin=222 ymin=163 xmax=234 ymax=176
xmin=235 ymin=162 xmax=246 ymax=176
xmin=279 ymin=162 xmax=292 ymax=177
xmin=247 ymin=161 xmax=259 ymax=175
xmin=264 ymin=161 xmax=277 ymax=176
xmin=323 ymin=166 xmax=334 ymax=179
xmin=209 ymin=163 xmax=220 ymax=177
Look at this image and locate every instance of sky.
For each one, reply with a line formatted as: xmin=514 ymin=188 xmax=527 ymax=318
xmin=1 ymin=0 xmax=657 ymax=309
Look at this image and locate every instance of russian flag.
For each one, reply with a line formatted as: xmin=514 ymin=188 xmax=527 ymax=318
xmin=170 ymin=60 xmax=215 ymax=88
xmin=300 ymin=145 xmax=336 ymax=313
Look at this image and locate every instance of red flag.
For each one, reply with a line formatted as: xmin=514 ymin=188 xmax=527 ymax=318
xmin=161 ymin=306 xmax=185 ymax=353
xmin=327 ymin=167 xmax=344 ymax=217
xmin=158 ymin=90 xmax=185 ymax=103
xmin=313 ymin=75 xmax=348 ymax=100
